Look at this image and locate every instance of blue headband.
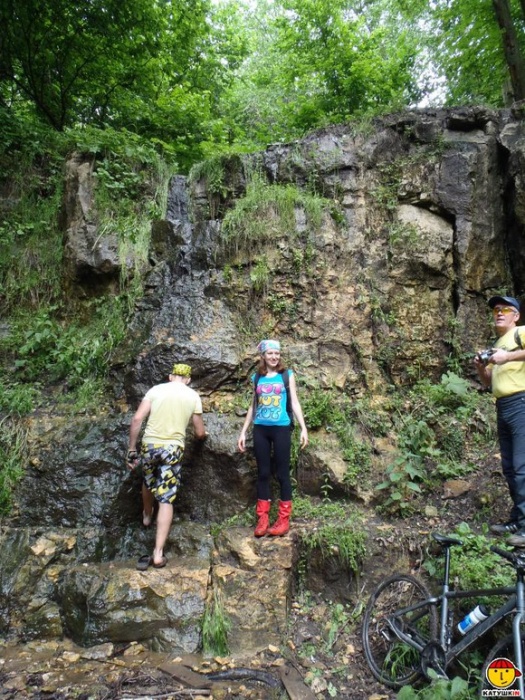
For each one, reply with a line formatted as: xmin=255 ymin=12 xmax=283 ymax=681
xmin=258 ymin=339 xmax=281 ymax=353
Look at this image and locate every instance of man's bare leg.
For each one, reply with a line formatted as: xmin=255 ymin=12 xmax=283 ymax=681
xmin=141 ymin=483 xmax=155 ymax=526
xmin=153 ymin=502 xmax=173 ymax=565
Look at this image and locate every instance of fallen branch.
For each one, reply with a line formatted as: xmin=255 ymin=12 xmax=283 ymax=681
xmin=119 ymin=691 xmax=211 ymax=699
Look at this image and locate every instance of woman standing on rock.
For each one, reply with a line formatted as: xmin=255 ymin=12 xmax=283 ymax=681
xmin=238 ymin=339 xmax=308 ymax=537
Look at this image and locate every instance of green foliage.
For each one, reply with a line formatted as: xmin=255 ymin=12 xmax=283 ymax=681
xmin=249 ymin=256 xmax=271 ymax=293
xmin=376 ymin=454 xmax=425 ymax=514
xmin=300 ymin=387 xmax=335 ymax=430
xmin=424 ymin=522 xmax=514 ymax=595
xmin=301 ymin=519 xmax=367 ymax=574
xmin=3 ymin=295 xmax=131 ymax=410
xmin=295 ymin=500 xmax=367 ymax=594
xmin=0 ymin=0 xmax=247 ymax=168
xmin=427 ymin=0 xmax=513 ymax=107
xmin=375 ymin=373 xmax=494 ymax=514
xmin=0 ymin=0 xmax=523 ymax=163
xmin=324 ymin=602 xmax=355 ymax=653
xmin=202 ymin=587 xmax=231 ymax=656
xmin=0 ymin=161 xmax=64 ymax=313
xmin=210 ymin=507 xmax=253 ymax=537
xmin=17 ymin=308 xmax=106 ymax=383
xmin=0 ymin=124 xmax=170 ymax=415
xmin=221 ymin=172 xmax=327 ymax=252
xmin=388 ymin=221 xmax=420 ymax=251
xmin=189 ymin=155 xmax=229 ymax=196
xmin=218 ymin=0 xmax=422 ymax=146
xmin=0 ymin=418 xmax=27 ymax=515
xmin=338 ymin=426 xmax=373 ymax=486
xmin=298 ymin=384 xmax=373 ymax=485
xmin=397 ymin=675 xmax=475 ymax=700
xmin=0 ymin=381 xmax=39 ymax=416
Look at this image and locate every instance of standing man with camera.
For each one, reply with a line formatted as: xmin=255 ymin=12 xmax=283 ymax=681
xmin=475 ymin=296 xmax=525 ymax=544
xmin=127 ymin=363 xmax=207 ymax=569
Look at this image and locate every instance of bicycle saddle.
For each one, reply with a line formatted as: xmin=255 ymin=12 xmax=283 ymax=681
xmin=432 ymin=533 xmax=463 ymax=547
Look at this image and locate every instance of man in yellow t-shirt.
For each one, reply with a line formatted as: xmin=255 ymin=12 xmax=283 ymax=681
xmin=475 ymin=296 xmax=525 ymax=544
xmin=127 ymin=363 xmax=206 ymax=568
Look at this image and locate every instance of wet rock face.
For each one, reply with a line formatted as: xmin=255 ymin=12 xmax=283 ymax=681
xmin=15 ymin=412 xmax=253 ymax=528
xmin=59 ymin=558 xmax=209 ymax=652
xmin=0 ymin=521 xmax=293 ymax=656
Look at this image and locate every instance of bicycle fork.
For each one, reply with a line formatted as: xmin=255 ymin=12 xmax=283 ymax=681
xmin=513 ymin=570 xmax=525 ymax=699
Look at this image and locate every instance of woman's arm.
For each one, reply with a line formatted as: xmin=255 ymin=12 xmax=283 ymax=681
xmin=238 ymin=403 xmax=254 ymax=452
xmin=289 ymin=373 xmax=308 ymax=448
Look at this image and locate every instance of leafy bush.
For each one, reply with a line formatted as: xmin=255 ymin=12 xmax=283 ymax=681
xmin=0 ymin=418 xmax=27 ymax=515
xmin=375 ymin=373 xmax=495 ymax=514
xmin=6 ymin=295 xmax=130 ymax=401
xmin=301 ymin=386 xmax=336 ymax=430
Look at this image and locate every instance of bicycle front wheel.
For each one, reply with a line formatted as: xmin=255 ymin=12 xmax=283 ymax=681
xmin=362 ymin=573 xmax=438 ymax=688
xmin=480 ymin=631 xmax=525 ymax=698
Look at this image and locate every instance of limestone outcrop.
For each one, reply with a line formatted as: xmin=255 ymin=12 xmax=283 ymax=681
xmin=5 ymin=106 xmax=525 ymax=654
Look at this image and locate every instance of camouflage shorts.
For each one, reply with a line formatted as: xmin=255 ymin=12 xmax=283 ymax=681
xmin=140 ymin=443 xmax=184 ymax=504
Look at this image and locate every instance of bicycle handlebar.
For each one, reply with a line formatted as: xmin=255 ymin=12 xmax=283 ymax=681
xmin=491 ymin=545 xmax=525 ymax=568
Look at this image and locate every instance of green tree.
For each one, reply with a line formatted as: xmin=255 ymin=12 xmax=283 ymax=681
xmin=0 ymin=0 xmax=248 ymax=168
xmin=0 ymin=0 xmax=169 ymax=130
xmin=216 ymin=0 xmax=423 ymax=147
xmin=420 ymin=0 xmax=525 ymax=106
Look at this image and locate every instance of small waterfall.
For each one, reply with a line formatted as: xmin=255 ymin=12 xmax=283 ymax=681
xmin=166 ymin=174 xmax=190 ymax=224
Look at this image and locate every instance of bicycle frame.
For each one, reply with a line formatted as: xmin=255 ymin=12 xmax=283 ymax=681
xmin=388 ymin=541 xmax=525 ymax=697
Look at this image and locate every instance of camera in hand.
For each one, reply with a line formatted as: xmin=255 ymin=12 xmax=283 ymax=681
xmin=477 ymin=349 xmax=494 ymax=365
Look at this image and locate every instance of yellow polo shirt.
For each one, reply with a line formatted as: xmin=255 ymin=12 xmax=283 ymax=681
xmin=491 ymin=326 xmax=525 ymax=399
xmin=142 ymin=381 xmax=203 ymax=447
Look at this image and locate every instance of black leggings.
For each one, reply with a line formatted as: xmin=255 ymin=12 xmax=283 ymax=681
xmin=253 ymin=424 xmax=292 ymax=501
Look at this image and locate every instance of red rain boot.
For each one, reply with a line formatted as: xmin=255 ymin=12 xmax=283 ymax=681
xmin=254 ymin=499 xmax=271 ymax=537
xmin=267 ymin=500 xmax=292 ymax=536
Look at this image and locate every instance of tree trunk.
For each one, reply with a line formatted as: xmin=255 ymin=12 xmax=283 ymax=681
xmin=492 ymin=0 xmax=525 ymax=102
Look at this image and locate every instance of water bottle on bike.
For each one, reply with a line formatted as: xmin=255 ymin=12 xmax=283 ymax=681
xmin=457 ymin=604 xmax=489 ymax=635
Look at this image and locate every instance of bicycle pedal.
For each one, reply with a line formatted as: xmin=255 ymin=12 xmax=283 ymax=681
xmin=421 ymin=641 xmax=448 ymax=681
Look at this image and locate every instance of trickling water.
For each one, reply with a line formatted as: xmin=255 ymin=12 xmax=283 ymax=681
xmin=166 ymin=175 xmax=190 ymax=224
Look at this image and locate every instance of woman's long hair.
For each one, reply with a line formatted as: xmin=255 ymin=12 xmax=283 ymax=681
xmin=257 ymin=356 xmax=286 ymax=376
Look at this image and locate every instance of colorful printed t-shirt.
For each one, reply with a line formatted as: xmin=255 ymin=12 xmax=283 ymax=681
xmin=252 ymin=371 xmax=293 ymax=426
xmin=492 ymin=326 xmax=525 ymax=399
xmin=142 ymin=381 xmax=202 ymax=447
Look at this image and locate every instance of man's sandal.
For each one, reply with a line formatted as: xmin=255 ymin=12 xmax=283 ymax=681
xmin=136 ymin=555 xmax=152 ymax=571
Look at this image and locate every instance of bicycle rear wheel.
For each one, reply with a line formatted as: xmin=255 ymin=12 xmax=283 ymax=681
xmin=480 ymin=631 xmax=525 ymax=698
xmin=362 ymin=573 xmax=438 ymax=688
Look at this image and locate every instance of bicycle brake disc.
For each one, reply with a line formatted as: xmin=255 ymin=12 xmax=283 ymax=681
xmin=420 ymin=641 xmax=448 ymax=680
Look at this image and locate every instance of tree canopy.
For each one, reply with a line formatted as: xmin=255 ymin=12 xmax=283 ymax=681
xmin=1 ymin=0 xmax=525 ymax=168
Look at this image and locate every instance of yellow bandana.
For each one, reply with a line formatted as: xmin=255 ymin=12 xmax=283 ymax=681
xmin=172 ymin=363 xmax=192 ymax=377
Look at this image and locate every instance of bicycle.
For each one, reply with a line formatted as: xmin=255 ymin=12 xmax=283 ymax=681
xmin=361 ymin=532 xmax=525 ymax=697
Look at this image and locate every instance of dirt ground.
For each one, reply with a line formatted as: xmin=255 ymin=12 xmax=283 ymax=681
xmin=0 ymin=464 xmax=513 ymax=700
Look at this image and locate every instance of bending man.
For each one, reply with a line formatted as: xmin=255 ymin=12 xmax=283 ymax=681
xmin=127 ymin=363 xmax=206 ymax=568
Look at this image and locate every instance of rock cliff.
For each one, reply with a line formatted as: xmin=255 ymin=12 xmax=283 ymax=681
xmin=3 ymin=106 xmax=525 ymax=657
